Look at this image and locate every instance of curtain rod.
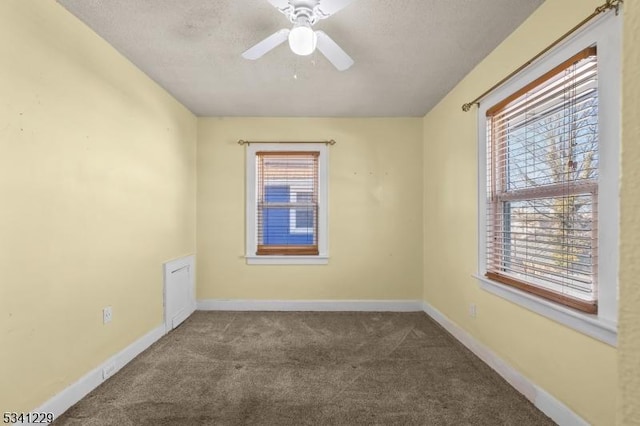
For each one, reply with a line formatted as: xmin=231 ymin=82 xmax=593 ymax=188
xmin=461 ymin=0 xmax=622 ymax=112
xmin=237 ymin=140 xmax=336 ymax=146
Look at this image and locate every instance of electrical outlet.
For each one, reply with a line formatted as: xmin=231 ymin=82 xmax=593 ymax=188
xmin=469 ymin=304 xmax=477 ymax=318
xmin=103 ymin=306 xmax=113 ymax=324
xmin=102 ymin=361 xmax=117 ymax=379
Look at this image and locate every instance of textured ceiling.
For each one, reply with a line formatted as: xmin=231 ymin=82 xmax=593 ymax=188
xmin=57 ymin=0 xmax=544 ymax=117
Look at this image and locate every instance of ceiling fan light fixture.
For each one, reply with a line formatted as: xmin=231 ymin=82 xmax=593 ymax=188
xmin=288 ymin=22 xmax=317 ymax=56
xmin=242 ymin=0 xmax=355 ymax=71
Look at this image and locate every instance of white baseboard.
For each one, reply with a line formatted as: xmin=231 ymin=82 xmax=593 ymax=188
xmin=197 ymin=299 xmax=423 ymax=312
xmin=30 ymin=324 xmax=165 ymax=425
xmin=422 ymin=302 xmax=588 ymax=426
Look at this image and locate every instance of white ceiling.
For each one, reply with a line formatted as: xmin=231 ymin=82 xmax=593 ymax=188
xmin=57 ymin=0 xmax=544 ymax=117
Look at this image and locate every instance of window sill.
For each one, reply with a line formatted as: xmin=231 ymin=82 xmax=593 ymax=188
xmin=246 ymin=255 xmax=329 ymax=265
xmin=473 ymin=274 xmax=617 ymax=347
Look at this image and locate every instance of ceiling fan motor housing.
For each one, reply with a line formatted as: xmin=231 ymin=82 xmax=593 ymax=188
xmin=287 ymin=0 xmax=322 ymax=25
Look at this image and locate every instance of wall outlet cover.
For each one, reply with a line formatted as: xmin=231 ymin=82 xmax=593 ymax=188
xmin=469 ymin=304 xmax=477 ymax=318
xmin=103 ymin=306 xmax=112 ymax=324
xmin=102 ymin=361 xmax=117 ymax=380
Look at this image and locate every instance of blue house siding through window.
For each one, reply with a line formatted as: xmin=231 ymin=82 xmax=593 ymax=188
xmin=263 ymin=185 xmax=315 ymax=245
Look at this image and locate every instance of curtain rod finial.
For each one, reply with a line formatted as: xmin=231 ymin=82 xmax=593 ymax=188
xmin=597 ymin=0 xmax=622 ymax=15
xmin=462 ymin=103 xmax=474 ymax=112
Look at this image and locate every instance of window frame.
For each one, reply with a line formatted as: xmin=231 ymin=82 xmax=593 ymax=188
xmin=485 ymin=47 xmax=599 ymax=314
xmin=245 ymin=143 xmax=329 ymax=265
xmin=476 ymin=13 xmax=620 ymax=346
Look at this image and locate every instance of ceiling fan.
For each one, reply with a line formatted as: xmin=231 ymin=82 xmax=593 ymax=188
xmin=242 ymin=0 xmax=355 ymax=71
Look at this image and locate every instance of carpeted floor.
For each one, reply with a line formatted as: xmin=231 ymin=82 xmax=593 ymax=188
xmin=55 ymin=312 xmax=554 ymax=425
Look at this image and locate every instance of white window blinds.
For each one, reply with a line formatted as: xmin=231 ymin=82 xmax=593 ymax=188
xmin=256 ymin=151 xmax=319 ymax=255
xmin=486 ymin=47 xmax=599 ymax=314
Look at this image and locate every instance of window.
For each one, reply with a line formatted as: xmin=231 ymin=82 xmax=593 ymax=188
xmin=477 ymin=14 xmax=620 ymax=345
xmin=486 ymin=48 xmax=599 ymax=314
xmin=257 ymin=152 xmax=318 ymax=255
xmin=246 ymin=143 xmax=328 ymax=264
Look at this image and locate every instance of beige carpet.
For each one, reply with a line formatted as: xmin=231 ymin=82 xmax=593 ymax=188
xmin=55 ymin=311 xmax=554 ymax=425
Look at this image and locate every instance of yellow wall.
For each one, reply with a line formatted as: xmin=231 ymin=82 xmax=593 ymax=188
xmin=0 ymin=0 xmax=197 ymax=412
xmin=619 ymin=0 xmax=640 ymax=424
xmin=197 ymin=118 xmax=423 ymax=300
xmin=3 ymin=0 xmax=635 ymax=421
xmin=422 ymin=0 xmax=622 ymax=424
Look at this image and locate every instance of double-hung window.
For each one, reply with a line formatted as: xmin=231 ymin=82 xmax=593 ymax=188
xmin=478 ymin=14 xmax=620 ymax=345
xmin=245 ymin=143 xmax=328 ymax=264
xmin=486 ymin=47 xmax=599 ymax=313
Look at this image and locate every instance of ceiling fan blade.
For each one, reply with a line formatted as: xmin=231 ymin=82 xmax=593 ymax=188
xmin=242 ymin=29 xmax=290 ymax=60
xmin=315 ymin=31 xmax=354 ymax=71
xmin=315 ymin=0 xmax=355 ymax=18
xmin=266 ymin=0 xmax=292 ymax=14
